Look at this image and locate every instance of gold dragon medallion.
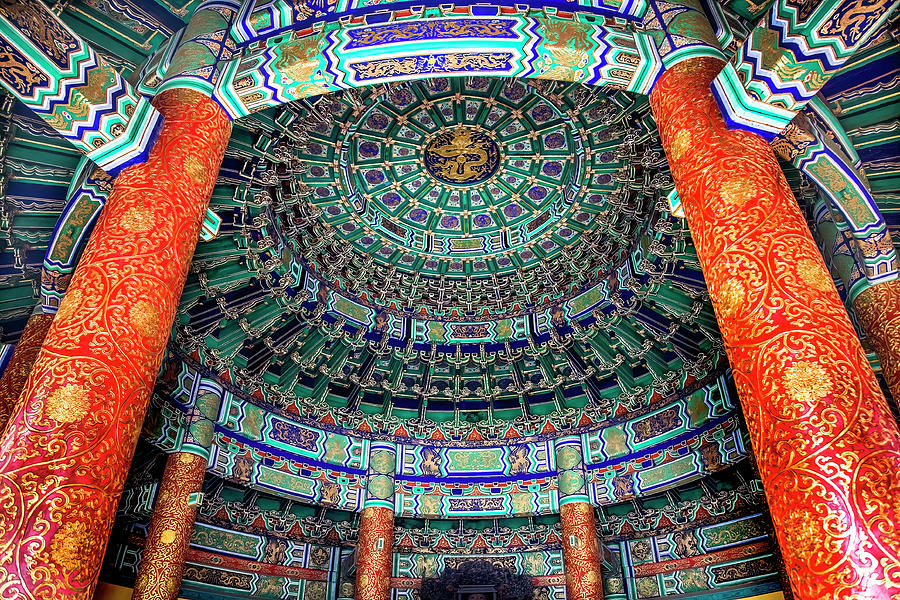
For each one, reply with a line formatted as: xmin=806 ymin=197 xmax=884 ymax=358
xmin=424 ymin=127 xmax=500 ymax=185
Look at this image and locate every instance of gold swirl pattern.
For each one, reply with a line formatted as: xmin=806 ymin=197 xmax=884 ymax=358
xmin=133 ymin=452 xmax=208 ymax=600
xmin=0 ymin=313 xmax=54 ymax=431
xmin=560 ymin=502 xmax=603 ymax=600
xmin=0 ymin=88 xmax=231 ymax=599
xmin=355 ymin=506 xmax=394 ymax=600
xmin=853 ymin=280 xmax=900 ymax=404
xmin=650 ymin=57 xmax=900 ymax=599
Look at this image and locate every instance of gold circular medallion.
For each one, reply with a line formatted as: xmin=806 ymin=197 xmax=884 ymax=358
xmin=45 ymin=384 xmax=90 ymax=423
xmin=160 ymin=528 xmax=177 ymax=545
xmin=784 ymin=361 xmax=832 ymax=406
xmin=130 ymin=300 xmax=160 ymax=338
xmin=50 ymin=521 xmax=94 ymax=572
xmin=424 ymin=127 xmax=500 ymax=185
xmin=121 ymin=206 xmax=154 ymax=233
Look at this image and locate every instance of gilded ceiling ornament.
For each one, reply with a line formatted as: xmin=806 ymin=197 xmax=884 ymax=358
xmin=424 ymin=127 xmax=500 ymax=185
xmin=45 ymin=383 xmax=90 ymax=423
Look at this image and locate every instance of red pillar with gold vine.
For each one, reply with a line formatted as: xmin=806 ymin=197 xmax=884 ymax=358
xmin=555 ymin=435 xmax=604 ymax=600
xmin=356 ymin=441 xmax=397 ymax=600
xmin=133 ymin=380 xmax=224 ymax=600
xmin=649 ymin=56 xmax=900 ymax=599
xmin=0 ymin=309 xmax=54 ymax=432
xmin=0 ymin=85 xmax=231 ymax=598
xmin=0 ymin=0 xmax=237 ymax=594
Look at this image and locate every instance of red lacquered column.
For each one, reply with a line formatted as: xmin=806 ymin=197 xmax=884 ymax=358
xmin=854 ymin=281 xmax=900 ymax=404
xmin=133 ymin=452 xmax=208 ymax=600
xmin=355 ymin=507 xmax=394 ymax=600
xmin=560 ymin=503 xmax=604 ymax=600
xmin=0 ymin=88 xmax=231 ymax=599
xmin=133 ymin=382 xmax=223 ymax=600
xmin=649 ymin=56 xmax=900 ymax=599
xmin=0 ymin=311 xmax=54 ymax=432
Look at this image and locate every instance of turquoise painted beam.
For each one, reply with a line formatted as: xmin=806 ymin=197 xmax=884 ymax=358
xmin=0 ymin=0 xmax=162 ymax=174
xmin=712 ymin=0 xmax=900 ymax=139
xmin=772 ymin=111 xmax=898 ymax=299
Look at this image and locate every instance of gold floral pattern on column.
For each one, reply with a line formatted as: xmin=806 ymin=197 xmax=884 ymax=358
xmin=0 ymin=312 xmax=54 ymax=431
xmin=133 ymin=452 xmax=208 ymax=600
xmin=649 ymin=56 xmax=900 ymax=599
xmin=854 ymin=280 xmax=900 ymax=403
xmin=0 ymin=88 xmax=231 ymax=599
xmin=560 ymin=502 xmax=604 ymax=600
xmin=355 ymin=506 xmax=393 ymax=600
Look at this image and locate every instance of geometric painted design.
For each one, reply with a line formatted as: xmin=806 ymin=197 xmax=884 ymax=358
xmin=0 ymin=1 xmax=162 ymax=175
xmin=807 ymin=195 xmax=867 ymax=301
xmin=295 ymin=78 xmax=622 ymax=288
xmin=554 ymin=436 xmax=589 ymax=505
xmin=232 ymin=0 xmax=650 ymax=45
xmin=712 ymin=0 xmax=900 ymax=138
xmin=156 ymin=0 xmax=240 ymax=100
xmin=41 ymin=160 xmax=111 ymax=312
xmin=364 ymin=441 xmax=397 ymax=510
xmin=149 ymin=360 xmax=744 ymax=518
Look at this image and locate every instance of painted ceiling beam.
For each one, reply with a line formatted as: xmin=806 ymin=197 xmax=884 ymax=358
xmin=773 ymin=110 xmax=899 ymax=300
xmin=0 ymin=0 xmax=162 ymax=175
xmin=207 ymin=13 xmax=668 ymax=119
xmin=712 ymin=0 xmax=900 ymax=139
xmin=230 ymin=0 xmax=650 ymax=45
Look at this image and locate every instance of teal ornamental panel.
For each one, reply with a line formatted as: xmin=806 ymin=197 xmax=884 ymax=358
xmin=712 ymin=0 xmax=900 ymax=138
xmin=0 ymin=0 xmax=161 ymax=174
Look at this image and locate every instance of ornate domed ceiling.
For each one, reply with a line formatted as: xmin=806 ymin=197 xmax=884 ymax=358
xmin=0 ymin=3 xmax=897 ymax=600
xmin=174 ymin=76 xmax=722 ymax=437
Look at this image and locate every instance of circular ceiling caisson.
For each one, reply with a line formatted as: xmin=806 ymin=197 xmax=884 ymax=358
xmin=282 ymin=77 xmax=653 ymax=319
xmin=176 ymin=76 xmax=719 ymax=432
